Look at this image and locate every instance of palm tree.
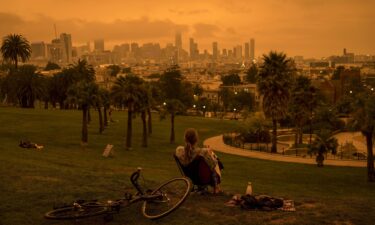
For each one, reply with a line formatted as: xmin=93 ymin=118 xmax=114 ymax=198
xmin=71 ymin=59 xmax=95 ymax=82
xmin=257 ymin=51 xmax=294 ymax=153
xmin=1 ymin=65 xmax=44 ymax=108
xmin=135 ymin=86 xmax=151 ymax=147
xmin=164 ymin=99 xmax=185 ymax=143
xmin=1 ymin=34 xmax=31 ymax=69
xmin=159 ymin=66 xmax=193 ymax=143
xmin=309 ymin=130 xmax=338 ymax=167
xmin=289 ymin=75 xmax=315 ymax=146
xmin=111 ymin=75 xmax=144 ymax=150
xmin=349 ymin=92 xmax=375 ymax=182
xmin=67 ymin=81 xmax=99 ymax=145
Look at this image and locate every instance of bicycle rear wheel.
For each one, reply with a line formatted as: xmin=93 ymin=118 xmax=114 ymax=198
xmin=44 ymin=202 xmax=107 ymax=220
xmin=142 ymin=177 xmax=191 ymax=220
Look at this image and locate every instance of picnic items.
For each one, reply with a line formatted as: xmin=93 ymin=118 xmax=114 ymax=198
xmin=225 ymin=194 xmax=295 ymax=211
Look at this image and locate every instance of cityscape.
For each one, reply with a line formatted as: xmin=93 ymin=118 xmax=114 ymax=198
xmin=1 ymin=0 xmax=375 ymax=225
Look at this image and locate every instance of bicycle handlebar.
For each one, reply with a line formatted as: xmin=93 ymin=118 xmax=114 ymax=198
xmin=130 ymin=168 xmax=144 ymax=195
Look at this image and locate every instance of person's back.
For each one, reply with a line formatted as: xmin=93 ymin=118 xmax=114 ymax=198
xmin=175 ymin=128 xmax=222 ymax=194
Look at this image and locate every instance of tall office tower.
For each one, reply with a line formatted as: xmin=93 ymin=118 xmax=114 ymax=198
xmin=189 ymin=38 xmax=195 ymax=59
xmin=60 ymin=33 xmax=72 ymax=63
xmin=212 ymin=42 xmax=218 ymax=60
xmin=244 ymin=42 xmax=250 ymax=59
xmin=250 ymin=38 xmax=255 ymax=61
xmin=31 ymin=42 xmax=46 ymax=59
xmin=94 ymin=39 xmax=105 ymax=52
xmin=222 ymin=49 xmax=227 ymax=57
xmin=235 ymin=45 xmax=242 ymax=60
xmin=175 ymin=32 xmax=182 ymax=50
xmin=131 ymin=42 xmax=140 ymax=58
xmin=47 ymin=38 xmax=63 ymax=63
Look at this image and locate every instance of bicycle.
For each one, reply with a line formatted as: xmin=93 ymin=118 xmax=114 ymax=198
xmin=44 ymin=167 xmax=192 ymax=221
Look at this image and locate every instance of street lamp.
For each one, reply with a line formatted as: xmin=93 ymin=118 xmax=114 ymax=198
xmin=349 ymin=90 xmax=353 ymax=94
xmin=371 ymin=88 xmax=374 ymax=91
xmin=193 ymin=104 xmax=196 ymax=108
xmin=203 ymin=105 xmax=206 ymax=109
xmin=163 ymin=102 xmax=166 ymax=106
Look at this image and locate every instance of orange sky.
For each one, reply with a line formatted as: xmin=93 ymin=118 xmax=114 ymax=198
xmin=1 ymin=0 xmax=374 ymax=58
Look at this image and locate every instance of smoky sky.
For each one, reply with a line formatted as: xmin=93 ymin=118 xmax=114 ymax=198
xmin=1 ymin=0 xmax=374 ymax=57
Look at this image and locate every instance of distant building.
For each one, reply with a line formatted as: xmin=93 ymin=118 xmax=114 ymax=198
xmin=175 ymin=32 xmax=182 ymax=50
xmin=94 ymin=39 xmax=105 ymax=52
xmin=244 ymin=42 xmax=250 ymax=59
xmin=31 ymin=42 xmax=46 ymax=59
xmin=60 ymin=33 xmax=72 ymax=63
xmin=212 ymin=42 xmax=218 ymax=60
xmin=250 ymin=38 xmax=255 ymax=61
xmin=235 ymin=45 xmax=242 ymax=60
xmin=47 ymin=38 xmax=63 ymax=63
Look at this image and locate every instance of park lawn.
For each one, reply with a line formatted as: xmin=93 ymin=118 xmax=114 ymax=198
xmin=0 ymin=107 xmax=374 ymax=225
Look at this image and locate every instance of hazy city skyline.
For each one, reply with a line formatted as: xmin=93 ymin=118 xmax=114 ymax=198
xmin=1 ymin=0 xmax=374 ymax=58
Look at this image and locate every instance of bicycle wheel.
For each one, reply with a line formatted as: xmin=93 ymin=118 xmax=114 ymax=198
xmin=44 ymin=202 xmax=108 ymax=220
xmin=142 ymin=177 xmax=191 ymax=220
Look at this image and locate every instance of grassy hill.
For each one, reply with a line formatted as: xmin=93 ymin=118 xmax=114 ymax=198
xmin=0 ymin=107 xmax=374 ymax=225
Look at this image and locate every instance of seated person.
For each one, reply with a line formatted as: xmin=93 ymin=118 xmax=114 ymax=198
xmin=175 ymin=128 xmax=222 ymax=194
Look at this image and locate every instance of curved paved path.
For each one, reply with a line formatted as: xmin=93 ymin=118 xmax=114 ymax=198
xmin=204 ymin=135 xmax=366 ymax=168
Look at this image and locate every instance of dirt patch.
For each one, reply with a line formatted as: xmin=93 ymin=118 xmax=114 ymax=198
xmin=22 ymin=175 xmax=61 ymax=182
xmin=332 ymin=221 xmax=354 ymax=225
xmin=269 ymin=216 xmax=297 ymax=224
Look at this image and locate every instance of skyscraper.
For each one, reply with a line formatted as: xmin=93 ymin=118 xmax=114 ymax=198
xmin=212 ymin=42 xmax=218 ymax=60
xmin=250 ymin=38 xmax=255 ymax=61
xmin=175 ymin=32 xmax=182 ymax=50
xmin=94 ymin=39 xmax=105 ymax=52
xmin=60 ymin=33 xmax=72 ymax=63
xmin=235 ymin=45 xmax=242 ymax=60
xmin=244 ymin=42 xmax=250 ymax=59
xmin=31 ymin=42 xmax=46 ymax=59
xmin=189 ymin=38 xmax=198 ymax=60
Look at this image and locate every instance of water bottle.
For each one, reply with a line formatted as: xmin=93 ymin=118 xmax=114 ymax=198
xmin=246 ymin=182 xmax=253 ymax=195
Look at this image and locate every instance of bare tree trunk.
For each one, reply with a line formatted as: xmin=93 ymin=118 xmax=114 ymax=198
xmin=365 ymin=131 xmax=375 ymax=182
xmin=147 ymin=108 xmax=152 ymax=136
xmin=82 ymin=106 xmax=88 ymax=145
xmin=98 ymin=106 xmax=104 ymax=134
xmin=141 ymin=111 xmax=147 ymax=147
xmin=298 ymin=128 xmax=303 ymax=144
xmin=126 ymin=103 xmax=133 ymax=150
xmin=170 ymin=112 xmax=175 ymax=144
xmin=271 ymin=119 xmax=277 ymax=153
xmin=103 ymin=107 xmax=108 ymax=127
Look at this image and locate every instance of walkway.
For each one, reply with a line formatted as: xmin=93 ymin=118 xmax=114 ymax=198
xmin=204 ymin=135 xmax=366 ymax=167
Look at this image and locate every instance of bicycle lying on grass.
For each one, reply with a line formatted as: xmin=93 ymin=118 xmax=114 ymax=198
xmin=44 ymin=168 xmax=192 ymax=221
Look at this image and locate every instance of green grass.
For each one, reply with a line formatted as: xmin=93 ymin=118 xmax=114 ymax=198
xmin=0 ymin=107 xmax=375 ymax=225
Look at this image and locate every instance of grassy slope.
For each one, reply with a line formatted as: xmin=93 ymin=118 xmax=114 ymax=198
xmin=0 ymin=107 xmax=374 ymax=225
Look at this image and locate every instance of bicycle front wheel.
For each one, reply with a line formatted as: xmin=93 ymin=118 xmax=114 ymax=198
xmin=142 ymin=177 xmax=191 ymax=220
xmin=44 ymin=202 xmax=108 ymax=220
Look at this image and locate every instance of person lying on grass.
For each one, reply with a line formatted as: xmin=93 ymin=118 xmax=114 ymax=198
xmin=175 ymin=128 xmax=222 ymax=194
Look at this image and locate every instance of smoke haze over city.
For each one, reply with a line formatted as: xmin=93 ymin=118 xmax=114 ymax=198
xmin=1 ymin=0 xmax=374 ymax=58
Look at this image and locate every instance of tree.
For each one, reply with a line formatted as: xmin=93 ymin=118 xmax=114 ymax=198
xmin=246 ymin=63 xmax=258 ymax=83
xmin=257 ymin=51 xmax=294 ymax=153
xmin=309 ymin=129 xmax=338 ymax=167
xmin=135 ymin=86 xmax=151 ymax=147
xmin=1 ymin=65 xmax=44 ymax=108
xmin=44 ymin=61 xmax=61 ymax=71
xmin=349 ymin=92 xmax=375 ymax=182
xmin=331 ymin=66 xmax=345 ymax=80
xmin=289 ymin=75 xmax=315 ymax=145
xmin=107 ymin=65 xmax=121 ymax=77
xmin=193 ymin=83 xmax=203 ymax=96
xmin=231 ymin=90 xmax=255 ymax=112
xmin=71 ymin=59 xmax=95 ymax=82
xmin=159 ymin=66 xmax=193 ymax=143
xmin=221 ymin=73 xmax=241 ymax=86
xmin=111 ymin=75 xmax=144 ymax=150
xmin=1 ymin=34 xmax=31 ymax=69
xmin=67 ymin=81 xmax=99 ymax=145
